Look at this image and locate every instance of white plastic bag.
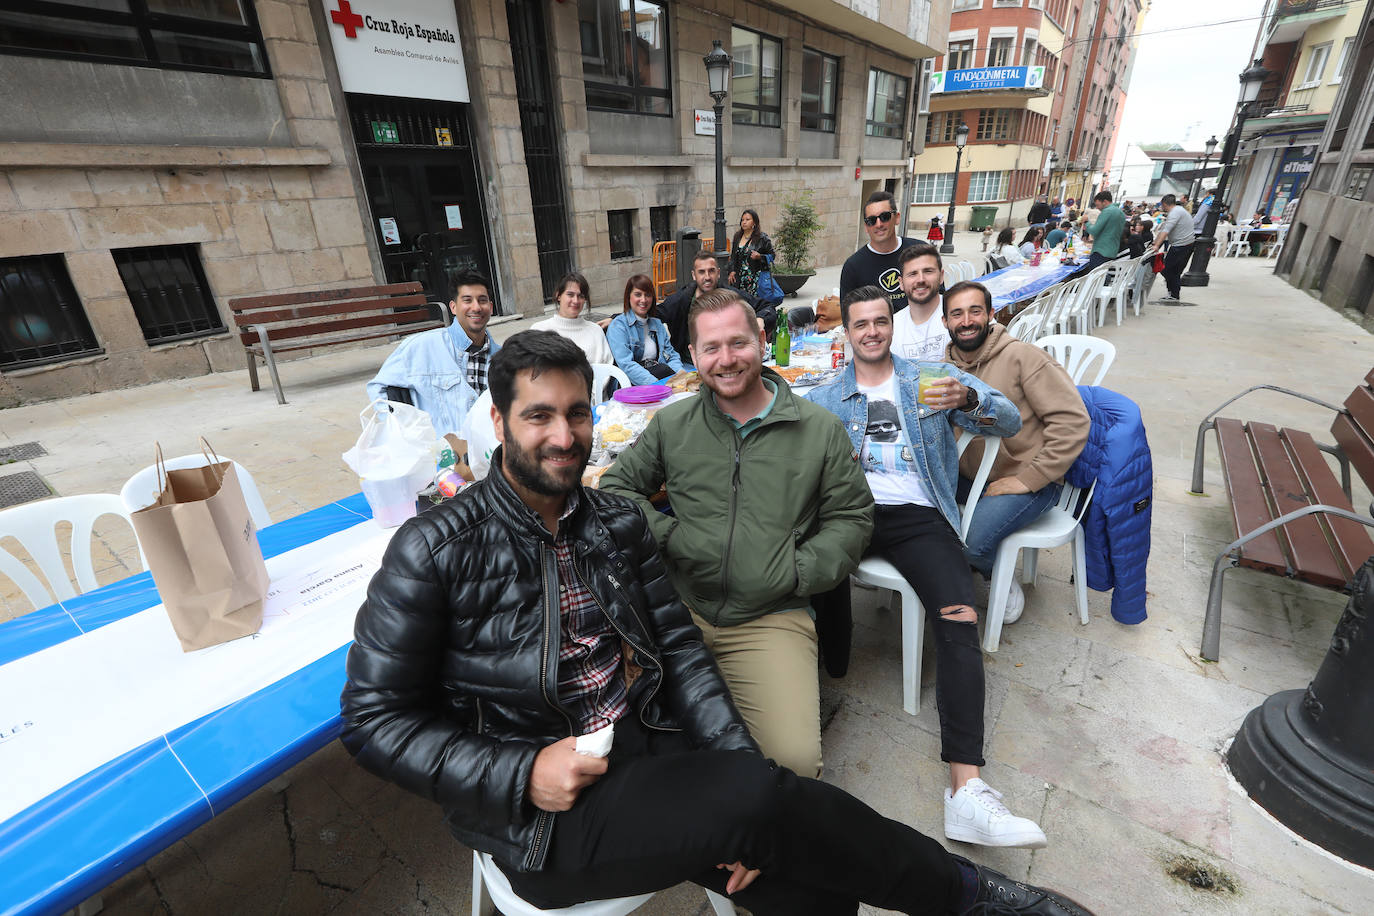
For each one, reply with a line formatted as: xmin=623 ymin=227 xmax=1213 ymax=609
xmin=459 ymin=389 xmax=498 ymax=480
xmin=342 ymin=399 xmax=438 ymax=526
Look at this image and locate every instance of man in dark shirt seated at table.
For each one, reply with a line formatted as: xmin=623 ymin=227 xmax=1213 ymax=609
xmin=659 ymin=251 xmax=772 ymax=363
xmin=339 ymin=330 xmax=1092 ymax=916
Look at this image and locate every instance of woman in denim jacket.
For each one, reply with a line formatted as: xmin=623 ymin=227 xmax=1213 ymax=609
xmin=605 ymin=274 xmax=686 ymax=384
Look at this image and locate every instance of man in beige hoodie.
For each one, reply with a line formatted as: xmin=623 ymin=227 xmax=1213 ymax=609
xmin=943 ymin=281 xmax=1090 ymax=622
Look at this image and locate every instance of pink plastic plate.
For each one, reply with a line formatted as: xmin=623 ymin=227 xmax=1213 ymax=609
xmin=613 ymin=384 xmax=672 ymax=404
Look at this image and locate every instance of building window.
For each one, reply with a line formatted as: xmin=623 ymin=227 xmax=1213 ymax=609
xmin=952 ymin=0 xmax=982 ymax=10
xmin=987 ymin=37 xmax=1014 ymax=67
xmin=976 ymin=108 xmax=1018 ymax=141
xmin=1022 ymin=38 xmax=1037 ymax=67
xmin=1332 ymin=36 xmax=1355 ymax=84
xmin=947 ymin=40 xmax=974 ymax=71
xmin=866 ymin=68 xmax=909 ymax=139
xmin=0 ymin=0 xmax=269 ymax=76
xmin=1299 ymin=42 xmax=1332 ymax=88
xmin=578 ymin=0 xmax=672 ymax=116
xmin=912 ymin=173 xmax=955 ymax=204
xmin=1 ymin=255 xmax=102 ymax=370
xmin=609 ymin=209 xmax=636 ymax=259
xmin=968 ymin=170 xmax=1009 ymax=202
xmin=113 ymin=245 xmax=224 ymax=345
xmin=801 ymin=47 xmax=839 ymax=132
xmin=926 ymin=111 xmax=961 ymax=144
xmin=731 ymin=26 xmax=782 ymax=127
xmin=649 ymin=206 xmax=674 ymax=244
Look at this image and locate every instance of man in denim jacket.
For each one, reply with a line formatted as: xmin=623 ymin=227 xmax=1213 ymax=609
xmin=807 ymin=286 xmax=1048 ymax=850
xmin=366 ymin=270 xmax=501 ymax=435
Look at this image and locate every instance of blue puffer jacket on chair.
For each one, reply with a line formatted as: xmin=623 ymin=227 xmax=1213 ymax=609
xmin=1066 ymin=385 xmax=1152 ymax=624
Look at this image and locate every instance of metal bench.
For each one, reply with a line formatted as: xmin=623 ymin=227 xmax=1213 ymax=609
xmin=228 ymin=282 xmax=442 ymax=404
xmin=1191 ymin=370 xmax=1374 ymax=660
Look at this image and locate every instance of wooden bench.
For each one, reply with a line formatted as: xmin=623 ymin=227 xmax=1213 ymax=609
xmin=1191 ymin=370 xmax=1374 ymax=660
xmin=228 ymin=282 xmax=443 ymax=405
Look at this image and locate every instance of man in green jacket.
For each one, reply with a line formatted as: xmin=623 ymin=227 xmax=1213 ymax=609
xmin=1079 ymin=190 xmax=1126 ymax=272
xmin=602 ymin=288 xmax=873 ymax=778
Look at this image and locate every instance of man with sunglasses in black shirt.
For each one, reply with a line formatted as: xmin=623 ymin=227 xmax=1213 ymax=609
xmin=840 ymin=191 xmax=921 ymax=312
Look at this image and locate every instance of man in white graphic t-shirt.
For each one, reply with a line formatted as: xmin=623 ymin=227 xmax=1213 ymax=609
xmin=806 ymin=286 xmax=1048 ymax=852
xmin=889 ymin=243 xmax=949 ymax=364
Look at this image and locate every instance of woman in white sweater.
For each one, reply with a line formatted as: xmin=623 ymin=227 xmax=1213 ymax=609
xmin=530 ymin=272 xmax=614 ymax=364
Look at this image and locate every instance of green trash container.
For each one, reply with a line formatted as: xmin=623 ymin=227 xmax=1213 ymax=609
xmin=970 ymin=206 xmax=998 ymax=231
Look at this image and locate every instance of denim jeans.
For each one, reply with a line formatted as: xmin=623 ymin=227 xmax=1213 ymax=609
xmin=956 ymin=478 xmax=1062 ymax=576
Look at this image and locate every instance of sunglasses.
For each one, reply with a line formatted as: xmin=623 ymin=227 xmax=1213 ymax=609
xmin=863 ymin=210 xmax=899 ymax=227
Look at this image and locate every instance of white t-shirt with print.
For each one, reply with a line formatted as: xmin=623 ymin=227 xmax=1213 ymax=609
xmin=857 ymin=374 xmax=933 ymax=508
xmin=890 ymin=301 xmax=948 ymax=364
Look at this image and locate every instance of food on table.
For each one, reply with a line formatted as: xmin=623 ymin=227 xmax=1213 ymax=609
xmin=667 ymin=370 xmax=701 ymax=393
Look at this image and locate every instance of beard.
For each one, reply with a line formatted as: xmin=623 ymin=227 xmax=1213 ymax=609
xmin=951 ymin=322 xmax=991 ymax=352
xmin=501 ymin=434 xmax=589 ymax=498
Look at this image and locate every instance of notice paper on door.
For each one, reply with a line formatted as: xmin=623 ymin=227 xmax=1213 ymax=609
xmin=0 ymin=520 xmax=396 ymax=823
xmin=379 ymin=217 xmax=400 ymax=245
xmin=445 ymin=205 xmax=463 ymax=230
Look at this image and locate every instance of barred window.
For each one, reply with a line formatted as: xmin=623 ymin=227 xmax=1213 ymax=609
xmin=925 ymin=111 xmax=960 ymax=144
xmin=113 ymin=244 xmax=225 ymax=344
xmin=911 ymin=173 xmax=955 ymax=205
xmin=968 ymin=170 xmax=1009 ymax=202
xmin=1 ymin=255 xmax=101 ymax=370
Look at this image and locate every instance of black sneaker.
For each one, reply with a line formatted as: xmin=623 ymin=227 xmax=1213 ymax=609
xmin=962 ymin=860 xmax=1094 ymax=915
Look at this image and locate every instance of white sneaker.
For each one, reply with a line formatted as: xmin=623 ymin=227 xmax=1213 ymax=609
xmin=1002 ymin=580 xmax=1025 ymax=625
xmin=945 ymin=778 xmax=1048 ymax=848
xmin=1157 ymin=294 xmax=1180 ymax=302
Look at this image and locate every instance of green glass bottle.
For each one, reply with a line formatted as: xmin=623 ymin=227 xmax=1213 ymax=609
xmin=774 ymin=309 xmax=791 ymax=367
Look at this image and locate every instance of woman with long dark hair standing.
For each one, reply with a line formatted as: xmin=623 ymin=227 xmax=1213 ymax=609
xmin=727 ymin=208 xmax=775 ymax=297
xmin=605 ymin=274 xmax=686 ymax=383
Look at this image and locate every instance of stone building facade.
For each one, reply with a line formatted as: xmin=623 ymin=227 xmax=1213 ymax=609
xmin=0 ymin=0 xmax=948 ymax=405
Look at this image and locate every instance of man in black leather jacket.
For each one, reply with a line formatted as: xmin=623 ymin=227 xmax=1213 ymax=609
xmin=339 ymin=331 xmax=1092 ymax=916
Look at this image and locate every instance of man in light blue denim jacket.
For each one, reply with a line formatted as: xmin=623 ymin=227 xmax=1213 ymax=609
xmin=806 ymin=286 xmax=1049 ymax=852
xmin=366 ymin=271 xmax=501 ymax=436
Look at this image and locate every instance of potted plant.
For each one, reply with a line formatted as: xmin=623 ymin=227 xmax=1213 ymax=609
xmin=771 ymin=190 xmax=823 ymax=296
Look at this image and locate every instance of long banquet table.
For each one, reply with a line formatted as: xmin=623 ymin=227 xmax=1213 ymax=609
xmin=981 ymin=260 xmax=1081 ymax=311
xmin=0 ymin=493 xmax=378 ymax=916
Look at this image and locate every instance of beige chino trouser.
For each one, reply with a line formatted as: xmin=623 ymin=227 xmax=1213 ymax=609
xmin=691 ymin=608 xmax=823 ymax=778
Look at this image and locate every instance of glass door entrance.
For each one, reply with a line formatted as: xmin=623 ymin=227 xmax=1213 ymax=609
xmin=347 ymin=94 xmax=499 ymax=311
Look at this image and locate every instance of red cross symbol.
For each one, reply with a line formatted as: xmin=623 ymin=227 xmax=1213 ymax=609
xmin=330 ymin=0 xmax=365 ymax=39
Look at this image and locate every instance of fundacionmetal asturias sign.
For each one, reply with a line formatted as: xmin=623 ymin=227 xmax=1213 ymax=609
xmin=931 ymin=66 xmax=1045 ymax=94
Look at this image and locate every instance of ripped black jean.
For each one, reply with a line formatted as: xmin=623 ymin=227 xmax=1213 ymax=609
xmin=868 ymin=504 xmax=985 ymax=766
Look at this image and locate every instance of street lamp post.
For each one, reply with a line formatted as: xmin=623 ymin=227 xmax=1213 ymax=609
xmin=1190 ymin=135 xmax=1219 ymax=203
xmin=703 ymin=40 xmax=731 ymax=261
xmin=1048 ymin=151 xmax=1060 ymax=201
xmin=1182 ymin=61 xmax=1269 ymax=287
xmin=941 ymin=122 xmax=969 ymax=255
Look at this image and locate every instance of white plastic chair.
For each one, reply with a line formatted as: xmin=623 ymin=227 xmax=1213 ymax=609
xmin=851 ymin=431 xmax=1001 ymax=715
xmin=983 ymin=481 xmax=1096 ymax=653
xmin=121 ymin=455 xmax=272 ymax=531
xmin=958 ymin=260 xmax=976 ymax=281
xmin=1094 ymin=258 xmax=1135 ymax=327
xmin=1005 ymin=304 xmax=1047 ymax=342
xmin=1266 ymin=225 xmax=1288 ymax=260
xmin=472 ymin=851 xmax=735 ymax=916
xmin=1037 ymin=281 xmax=1077 ymax=338
xmin=1223 ymin=227 xmax=1251 ymax=258
xmin=1067 ymin=268 xmax=1108 ymax=335
xmin=592 ymin=362 xmax=633 ymax=402
xmin=0 ymin=494 xmax=145 ymax=610
xmin=943 ymin=266 xmax=958 ymax=288
xmin=1034 ymin=334 xmax=1116 ymax=385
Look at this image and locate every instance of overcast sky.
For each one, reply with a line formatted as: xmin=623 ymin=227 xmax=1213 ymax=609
xmin=1114 ymin=0 xmax=1269 ymax=156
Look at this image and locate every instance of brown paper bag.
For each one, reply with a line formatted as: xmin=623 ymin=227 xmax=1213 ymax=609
xmin=131 ymin=441 xmax=271 ymax=652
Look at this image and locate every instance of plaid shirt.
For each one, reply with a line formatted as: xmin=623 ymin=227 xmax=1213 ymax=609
xmin=465 ymin=336 xmax=491 ymax=395
xmin=552 ymin=494 xmax=629 ymax=734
